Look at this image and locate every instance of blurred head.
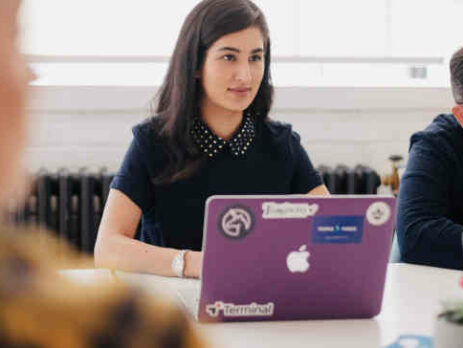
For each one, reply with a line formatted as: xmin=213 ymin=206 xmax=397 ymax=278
xmin=450 ymin=47 xmax=463 ymax=123
xmin=154 ymin=0 xmax=273 ymax=183
xmin=0 ymin=0 xmax=31 ymax=209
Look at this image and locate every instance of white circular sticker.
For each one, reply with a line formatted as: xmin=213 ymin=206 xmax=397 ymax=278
xmin=366 ymin=202 xmax=391 ymax=226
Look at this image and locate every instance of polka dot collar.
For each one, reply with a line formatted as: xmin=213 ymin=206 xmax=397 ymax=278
xmin=191 ymin=115 xmax=256 ymax=158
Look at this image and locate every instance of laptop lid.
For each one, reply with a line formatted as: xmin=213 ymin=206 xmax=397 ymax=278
xmin=197 ymin=195 xmax=396 ymax=322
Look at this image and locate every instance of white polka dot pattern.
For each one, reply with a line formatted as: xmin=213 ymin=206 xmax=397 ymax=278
xmin=191 ymin=115 xmax=256 ymax=158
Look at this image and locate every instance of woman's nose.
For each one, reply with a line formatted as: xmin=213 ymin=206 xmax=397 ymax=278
xmin=234 ymin=62 xmax=252 ymax=83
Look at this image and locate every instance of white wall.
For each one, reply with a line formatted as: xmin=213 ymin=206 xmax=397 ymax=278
xmin=26 ymin=86 xmax=453 ymax=186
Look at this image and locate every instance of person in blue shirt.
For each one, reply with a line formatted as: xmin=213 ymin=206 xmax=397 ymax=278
xmin=396 ymin=47 xmax=463 ymax=270
xmin=95 ymin=0 xmax=329 ymax=278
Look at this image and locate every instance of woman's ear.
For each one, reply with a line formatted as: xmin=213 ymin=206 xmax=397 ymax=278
xmin=452 ymin=105 xmax=463 ymax=126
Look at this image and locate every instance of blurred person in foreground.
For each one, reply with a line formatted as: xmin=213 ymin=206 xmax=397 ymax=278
xmin=0 ymin=1 xmax=203 ymax=347
xmin=396 ymin=47 xmax=463 ymax=270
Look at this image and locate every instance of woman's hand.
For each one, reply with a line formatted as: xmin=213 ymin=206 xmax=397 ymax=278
xmin=184 ymin=251 xmax=203 ymax=278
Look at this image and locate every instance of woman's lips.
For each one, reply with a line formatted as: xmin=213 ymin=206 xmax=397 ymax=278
xmin=228 ymin=87 xmax=251 ymax=96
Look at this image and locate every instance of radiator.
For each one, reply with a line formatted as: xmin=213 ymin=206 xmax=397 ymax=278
xmin=318 ymin=164 xmax=381 ymax=195
xmin=9 ymin=165 xmax=380 ymax=253
xmin=10 ymin=168 xmax=113 ymax=254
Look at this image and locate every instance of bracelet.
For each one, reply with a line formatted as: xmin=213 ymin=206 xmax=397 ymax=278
xmin=172 ymin=250 xmax=189 ymax=278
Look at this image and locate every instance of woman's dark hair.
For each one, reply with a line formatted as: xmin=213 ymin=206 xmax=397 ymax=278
xmin=152 ymin=0 xmax=273 ymax=184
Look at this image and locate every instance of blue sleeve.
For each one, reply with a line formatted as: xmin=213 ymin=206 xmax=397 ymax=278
xmin=110 ymin=133 xmax=155 ymax=214
xmin=289 ymin=131 xmax=323 ymax=193
xmin=396 ymin=135 xmax=463 ymax=269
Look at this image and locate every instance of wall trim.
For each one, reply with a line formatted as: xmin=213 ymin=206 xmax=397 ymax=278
xmin=29 ymin=86 xmax=454 ymax=112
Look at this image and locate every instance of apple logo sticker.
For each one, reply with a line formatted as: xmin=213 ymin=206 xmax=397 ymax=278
xmin=286 ymin=245 xmax=310 ymax=273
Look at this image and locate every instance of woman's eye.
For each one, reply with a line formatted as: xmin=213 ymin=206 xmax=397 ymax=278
xmin=250 ymin=55 xmax=262 ymax=62
xmin=223 ymin=55 xmax=236 ymax=61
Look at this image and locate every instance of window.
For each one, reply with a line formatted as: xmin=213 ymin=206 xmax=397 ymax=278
xmin=21 ymin=0 xmax=463 ymax=87
xmin=21 ymin=0 xmax=199 ymax=56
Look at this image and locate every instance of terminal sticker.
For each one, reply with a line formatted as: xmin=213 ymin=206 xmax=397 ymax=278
xmin=311 ymin=216 xmax=364 ymax=244
xmin=206 ymin=301 xmax=274 ymax=318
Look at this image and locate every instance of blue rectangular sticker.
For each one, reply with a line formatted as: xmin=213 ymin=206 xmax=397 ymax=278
xmin=311 ymin=216 xmax=364 ymax=244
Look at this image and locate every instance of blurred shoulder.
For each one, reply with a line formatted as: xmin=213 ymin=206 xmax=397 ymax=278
xmin=0 ymin=226 xmax=203 ymax=348
xmin=410 ymin=113 xmax=463 ymax=153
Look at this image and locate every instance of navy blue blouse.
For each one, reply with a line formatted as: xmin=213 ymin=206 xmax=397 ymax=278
xmin=111 ymin=116 xmax=322 ymax=251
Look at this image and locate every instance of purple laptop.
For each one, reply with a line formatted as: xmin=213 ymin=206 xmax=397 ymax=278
xmin=194 ymin=195 xmax=395 ymax=322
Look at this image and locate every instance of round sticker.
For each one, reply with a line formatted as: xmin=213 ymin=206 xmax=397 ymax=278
xmin=366 ymin=202 xmax=391 ymax=226
xmin=218 ymin=206 xmax=254 ymax=239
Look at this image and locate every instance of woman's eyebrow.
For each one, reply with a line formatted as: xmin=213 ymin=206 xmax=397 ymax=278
xmin=217 ymin=47 xmax=240 ymax=53
xmin=217 ymin=47 xmax=264 ymax=54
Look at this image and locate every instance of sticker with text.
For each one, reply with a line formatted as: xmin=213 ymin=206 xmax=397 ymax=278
xmin=262 ymin=202 xmax=319 ymax=219
xmin=206 ymin=301 xmax=274 ymax=318
xmin=312 ymin=216 xmax=364 ymax=244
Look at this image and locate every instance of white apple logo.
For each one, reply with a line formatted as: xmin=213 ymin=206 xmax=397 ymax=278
xmin=286 ymin=245 xmax=310 ymax=273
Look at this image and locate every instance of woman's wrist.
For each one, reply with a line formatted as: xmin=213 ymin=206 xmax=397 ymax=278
xmin=171 ymin=249 xmax=189 ymax=277
xmin=183 ymin=251 xmax=202 ymax=278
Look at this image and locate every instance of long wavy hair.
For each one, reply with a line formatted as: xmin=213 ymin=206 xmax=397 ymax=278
xmin=151 ymin=0 xmax=273 ymax=184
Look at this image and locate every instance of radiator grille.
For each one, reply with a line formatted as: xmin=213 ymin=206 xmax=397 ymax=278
xmin=318 ymin=164 xmax=381 ymax=194
xmin=10 ymin=168 xmax=113 ymax=254
xmin=9 ymin=165 xmax=380 ymax=253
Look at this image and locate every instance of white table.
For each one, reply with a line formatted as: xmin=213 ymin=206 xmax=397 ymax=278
xmin=62 ymin=264 xmax=463 ymax=348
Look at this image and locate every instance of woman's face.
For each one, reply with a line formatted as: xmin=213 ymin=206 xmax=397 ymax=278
xmin=200 ymin=26 xmax=265 ymax=116
xmin=0 ymin=0 xmax=31 ymax=207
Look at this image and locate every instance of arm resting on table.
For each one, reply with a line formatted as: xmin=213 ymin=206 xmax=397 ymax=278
xmin=94 ymin=189 xmax=202 ymax=278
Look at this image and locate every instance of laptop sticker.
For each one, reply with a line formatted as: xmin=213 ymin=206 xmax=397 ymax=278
xmin=286 ymin=245 xmax=310 ymax=273
xmin=312 ymin=216 xmax=364 ymax=244
xmin=206 ymin=301 xmax=274 ymax=318
xmin=262 ymin=202 xmax=319 ymax=219
xmin=218 ymin=205 xmax=254 ymax=239
xmin=366 ymin=201 xmax=391 ymax=226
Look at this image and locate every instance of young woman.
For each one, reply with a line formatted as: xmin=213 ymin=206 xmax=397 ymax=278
xmin=94 ymin=0 xmax=329 ymax=278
